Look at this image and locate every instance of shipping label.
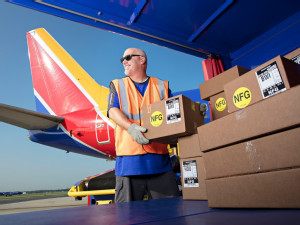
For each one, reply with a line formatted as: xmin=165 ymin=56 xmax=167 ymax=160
xmin=255 ymin=61 xmax=286 ymax=99
xmin=165 ymin=97 xmax=181 ymax=124
xmin=182 ymin=160 xmax=199 ymax=188
xmin=291 ymin=54 xmax=300 ymax=65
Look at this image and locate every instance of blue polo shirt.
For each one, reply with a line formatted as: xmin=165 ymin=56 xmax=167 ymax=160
xmin=108 ymin=77 xmax=173 ymax=176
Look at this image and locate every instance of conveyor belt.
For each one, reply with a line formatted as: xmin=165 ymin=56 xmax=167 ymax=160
xmin=84 ymin=170 xmax=115 ymax=191
xmin=1 ymin=197 xmax=300 ymax=225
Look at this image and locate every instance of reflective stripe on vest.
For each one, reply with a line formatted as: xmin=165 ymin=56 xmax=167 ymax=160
xmin=157 ymin=79 xmax=165 ymax=100
xmin=117 ymin=78 xmax=166 ymax=120
xmin=118 ymin=78 xmax=142 ymax=120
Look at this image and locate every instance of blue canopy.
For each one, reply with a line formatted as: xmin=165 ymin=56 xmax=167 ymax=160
xmin=7 ymin=0 xmax=300 ymax=69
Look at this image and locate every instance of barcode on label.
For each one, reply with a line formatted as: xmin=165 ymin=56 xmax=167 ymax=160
xmin=259 ymin=72 xmax=271 ymax=82
xmin=291 ymin=54 xmax=300 ymax=64
xmin=165 ymin=97 xmax=181 ymax=124
xmin=255 ymin=61 xmax=286 ymax=99
xmin=183 ymin=164 xmax=191 ymax=171
xmin=167 ymin=103 xmax=174 ymax=109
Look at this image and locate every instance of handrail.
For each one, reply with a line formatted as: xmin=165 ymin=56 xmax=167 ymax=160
xmin=68 ymin=186 xmax=115 ymax=197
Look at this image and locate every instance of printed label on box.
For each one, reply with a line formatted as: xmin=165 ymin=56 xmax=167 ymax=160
xmin=165 ymin=97 xmax=181 ymax=124
xmin=255 ymin=61 xmax=286 ymax=99
xmin=291 ymin=54 xmax=300 ymax=65
xmin=150 ymin=111 xmax=163 ymax=127
xmin=233 ymin=87 xmax=252 ymax=109
xmin=215 ymin=97 xmax=226 ymax=111
xmin=182 ymin=160 xmax=199 ymax=188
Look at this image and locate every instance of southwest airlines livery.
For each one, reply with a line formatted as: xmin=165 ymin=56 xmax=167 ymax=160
xmin=0 ymin=28 xmax=116 ymax=160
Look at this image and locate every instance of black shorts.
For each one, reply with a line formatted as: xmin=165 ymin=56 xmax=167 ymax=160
xmin=114 ymin=170 xmax=180 ymax=203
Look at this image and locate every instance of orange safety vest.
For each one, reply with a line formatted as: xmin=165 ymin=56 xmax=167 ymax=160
xmin=112 ymin=76 xmax=169 ymax=156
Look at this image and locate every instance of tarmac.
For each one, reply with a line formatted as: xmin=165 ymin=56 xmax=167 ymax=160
xmin=0 ymin=197 xmax=87 ymax=215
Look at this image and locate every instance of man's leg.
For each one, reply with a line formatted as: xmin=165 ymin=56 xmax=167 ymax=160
xmin=115 ymin=175 xmax=147 ymax=202
xmin=114 ymin=176 xmax=132 ymax=203
xmin=130 ymin=176 xmax=147 ymax=201
xmin=147 ymin=170 xmax=180 ymax=199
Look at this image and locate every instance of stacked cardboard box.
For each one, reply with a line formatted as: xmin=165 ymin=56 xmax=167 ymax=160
xmin=198 ymin=85 xmax=300 ymax=151
xmin=199 ymin=66 xmax=250 ymax=120
xmin=142 ymin=95 xmax=206 ymax=198
xmin=224 ymin=55 xmax=300 ymax=113
xmin=142 ymin=95 xmax=204 ymax=143
xmin=284 ymin=47 xmax=300 ymax=64
xmin=199 ymin=66 xmax=250 ymax=101
xmin=178 ymin=134 xmax=207 ymax=200
xmin=198 ymin=85 xmax=300 ymax=208
xmin=141 ymin=54 xmax=300 ymax=208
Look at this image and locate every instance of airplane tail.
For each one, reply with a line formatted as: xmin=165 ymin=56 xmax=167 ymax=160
xmin=26 ymin=28 xmax=109 ymax=116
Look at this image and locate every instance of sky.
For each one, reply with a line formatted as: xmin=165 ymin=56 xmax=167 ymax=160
xmin=0 ymin=1 xmax=205 ymax=192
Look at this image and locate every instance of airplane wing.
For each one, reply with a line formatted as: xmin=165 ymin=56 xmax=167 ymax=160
xmin=0 ymin=103 xmax=64 ymax=130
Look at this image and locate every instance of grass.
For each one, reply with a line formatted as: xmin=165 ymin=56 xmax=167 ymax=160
xmin=0 ymin=191 xmax=69 ymax=204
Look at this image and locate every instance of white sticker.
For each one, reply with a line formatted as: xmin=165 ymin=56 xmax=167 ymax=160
xmin=165 ymin=97 xmax=181 ymax=124
xmin=291 ymin=54 xmax=300 ymax=65
xmin=255 ymin=61 xmax=286 ymax=99
xmin=182 ymin=160 xmax=199 ymax=188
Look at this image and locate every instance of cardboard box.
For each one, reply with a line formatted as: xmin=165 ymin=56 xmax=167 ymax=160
xmin=197 ymin=85 xmax=300 ymax=152
xmin=203 ymin=127 xmax=300 ymax=179
xmin=206 ymin=168 xmax=300 ymax=208
xmin=209 ymin=92 xmax=229 ymax=120
xmin=285 ymin=47 xmax=300 ymax=64
xmin=199 ymin=65 xmax=250 ymax=100
xmin=178 ymin=133 xmax=202 ymax=158
xmin=224 ymin=55 xmax=300 ymax=113
xmin=180 ymin=157 xmax=207 ymax=200
xmin=142 ymin=95 xmax=204 ymax=143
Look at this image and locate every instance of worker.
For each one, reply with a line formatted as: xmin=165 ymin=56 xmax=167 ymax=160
xmin=108 ymin=48 xmax=206 ymax=202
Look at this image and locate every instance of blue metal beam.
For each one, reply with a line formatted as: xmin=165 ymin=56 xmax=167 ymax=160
xmin=128 ymin=0 xmax=148 ymax=25
xmin=188 ymin=0 xmax=234 ymax=42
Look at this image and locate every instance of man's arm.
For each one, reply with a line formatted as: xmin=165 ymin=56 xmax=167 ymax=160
xmin=108 ymin=107 xmax=132 ymax=130
xmin=109 ymin=107 xmax=149 ymax=145
xmin=108 ymin=82 xmax=132 ymax=130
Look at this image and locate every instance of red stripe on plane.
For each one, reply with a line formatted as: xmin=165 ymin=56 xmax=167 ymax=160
xmin=27 ymin=33 xmax=94 ymax=116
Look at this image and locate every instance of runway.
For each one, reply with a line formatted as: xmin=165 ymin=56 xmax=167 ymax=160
xmin=0 ymin=197 xmax=86 ymax=215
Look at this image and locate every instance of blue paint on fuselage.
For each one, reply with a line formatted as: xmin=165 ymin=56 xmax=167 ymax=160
xmin=28 ymin=97 xmax=107 ymax=159
xmin=29 ymin=126 xmax=107 ymax=159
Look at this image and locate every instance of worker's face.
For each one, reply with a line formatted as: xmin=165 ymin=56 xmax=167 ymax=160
xmin=122 ymin=49 xmax=143 ymax=76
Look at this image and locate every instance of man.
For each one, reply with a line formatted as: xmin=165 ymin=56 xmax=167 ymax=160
xmin=108 ymin=48 xmax=180 ymax=202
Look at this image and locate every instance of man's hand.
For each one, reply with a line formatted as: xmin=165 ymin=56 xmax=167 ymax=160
xmin=127 ymin=123 xmax=150 ymax=145
xmin=200 ymin=103 xmax=208 ymax=117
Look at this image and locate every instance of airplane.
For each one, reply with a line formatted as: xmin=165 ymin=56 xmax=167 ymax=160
xmin=0 ymin=27 xmax=206 ymax=162
xmin=0 ymin=28 xmax=116 ymax=160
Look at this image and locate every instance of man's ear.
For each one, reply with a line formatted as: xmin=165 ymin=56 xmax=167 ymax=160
xmin=140 ymin=56 xmax=146 ymax=65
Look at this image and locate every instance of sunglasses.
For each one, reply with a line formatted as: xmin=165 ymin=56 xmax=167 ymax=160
xmin=120 ymin=54 xmax=143 ymax=63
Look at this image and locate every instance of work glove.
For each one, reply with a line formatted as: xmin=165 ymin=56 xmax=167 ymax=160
xmin=200 ymin=103 xmax=208 ymax=117
xmin=127 ymin=123 xmax=150 ymax=145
